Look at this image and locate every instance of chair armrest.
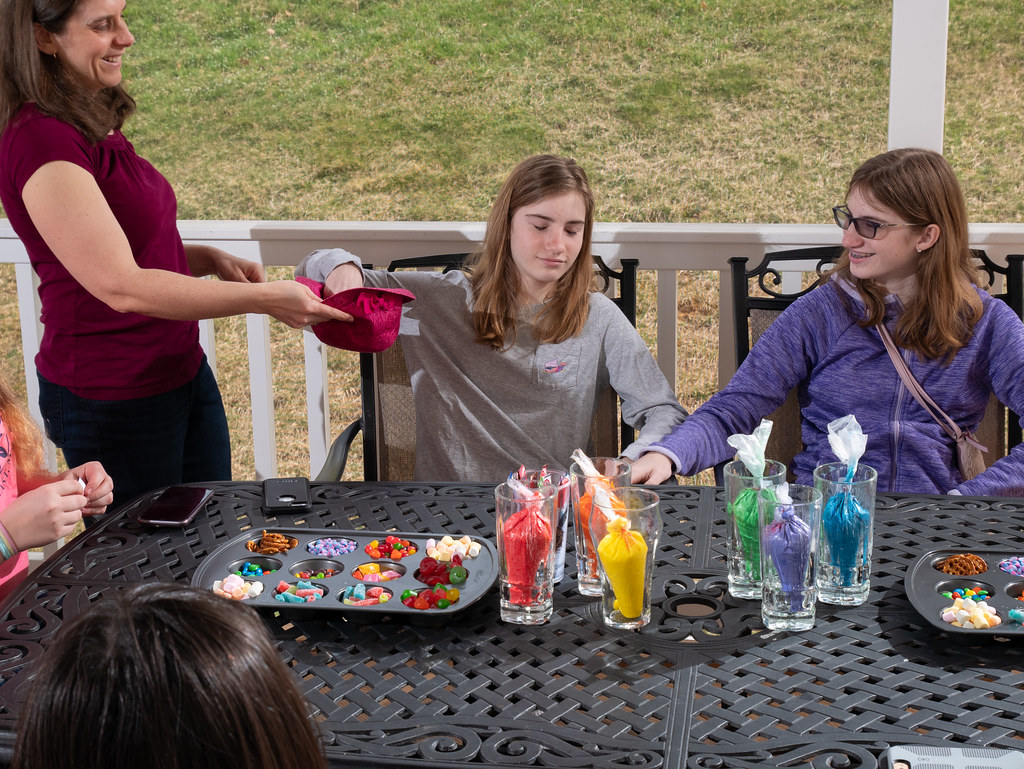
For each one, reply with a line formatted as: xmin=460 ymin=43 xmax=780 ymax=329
xmin=313 ymin=418 xmax=363 ymax=482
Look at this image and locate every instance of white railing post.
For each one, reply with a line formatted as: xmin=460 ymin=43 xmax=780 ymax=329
xmin=889 ymin=0 xmax=949 ymax=152
xmin=656 ymin=270 xmax=678 ymax=389
xmin=246 ymin=313 xmax=277 ymax=480
xmin=303 ymin=330 xmax=330 ymax=476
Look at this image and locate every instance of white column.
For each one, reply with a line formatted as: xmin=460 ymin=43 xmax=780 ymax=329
xmin=888 ymin=0 xmax=949 ymax=152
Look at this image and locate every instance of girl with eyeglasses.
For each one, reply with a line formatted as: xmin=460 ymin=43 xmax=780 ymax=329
xmin=632 ymin=147 xmax=1024 ymax=496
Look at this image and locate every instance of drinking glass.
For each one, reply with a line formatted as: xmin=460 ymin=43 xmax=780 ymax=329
xmin=591 ymin=487 xmax=661 ymax=630
xmin=814 ymin=462 xmax=876 ymax=606
xmin=723 ymin=459 xmax=787 ymax=599
xmin=495 ymin=482 xmax=557 ymax=624
xmin=515 ymin=469 xmax=571 ymax=583
xmin=758 ymin=484 xmax=822 ymax=631
xmin=569 ymin=458 xmax=631 ymax=596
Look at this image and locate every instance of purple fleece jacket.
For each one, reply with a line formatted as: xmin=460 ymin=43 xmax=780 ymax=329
xmin=650 ymin=277 xmax=1024 ymax=495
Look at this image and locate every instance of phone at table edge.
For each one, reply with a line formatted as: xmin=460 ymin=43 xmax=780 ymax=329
xmin=262 ymin=476 xmax=312 ymax=514
xmin=136 ymin=486 xmax=214 ymax=527
xmin=881 ymin=745 xmax=1024 ymax=769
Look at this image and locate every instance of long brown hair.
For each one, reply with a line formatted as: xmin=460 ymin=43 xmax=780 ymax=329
xmin=0 ymin=0 xmax=136 ymax=141
xmin=13 ymin=582 xmax=328 ymax=769
xmin=467 ymin=154 xmax=597 ymax=349
xmin=0 ymin=373 xmax=47 ymax=482
xmin=833 ymin=147 xmax=981 ymax=361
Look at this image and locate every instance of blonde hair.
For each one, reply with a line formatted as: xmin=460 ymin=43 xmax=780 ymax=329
xmin=466 ymin=154 xmax=597 ymax=350
xmin=834 ymin=148 xmax=981 ymax=361
xmin=0 ymin=374 xmax=47 ymax=481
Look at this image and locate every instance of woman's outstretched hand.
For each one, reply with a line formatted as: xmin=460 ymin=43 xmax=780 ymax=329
xmin=259 ymin=280 xmax=354 ymax=328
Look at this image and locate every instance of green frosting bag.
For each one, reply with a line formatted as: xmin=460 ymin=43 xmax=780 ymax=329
xmin=729 ymin=484 xmax=778 ymax=577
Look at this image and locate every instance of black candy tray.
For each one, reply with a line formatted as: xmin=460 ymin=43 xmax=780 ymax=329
xmin=905 ymin=549 xmax=1024 ymax=637
xmin=192 ymin=527 xmax=498 ymax=619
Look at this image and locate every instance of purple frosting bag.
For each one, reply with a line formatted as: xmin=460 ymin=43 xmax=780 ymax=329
xmin=764 ymin=487 xmax=812 ymax=612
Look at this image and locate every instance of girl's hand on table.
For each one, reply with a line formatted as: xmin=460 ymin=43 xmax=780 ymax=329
xmin=629 ymin=452 xmax=674 ymax=484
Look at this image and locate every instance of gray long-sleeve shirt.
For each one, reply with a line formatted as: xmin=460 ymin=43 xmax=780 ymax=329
xmin=298 ymin=249 xmax=687 ymax=482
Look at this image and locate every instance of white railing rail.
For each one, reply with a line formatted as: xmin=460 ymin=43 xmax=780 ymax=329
xmin=5 ymin=219 xmax=1024 ymax=486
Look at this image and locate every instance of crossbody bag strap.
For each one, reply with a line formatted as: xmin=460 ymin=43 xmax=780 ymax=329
xmin=875 ymin=323 xmax=987 ymax=452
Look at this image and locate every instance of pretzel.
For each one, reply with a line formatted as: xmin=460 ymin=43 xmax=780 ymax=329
xmin=935 ymin=553 xmax=987 ymax=576
xmin=246 ymin=530 xmax=298 ymax=555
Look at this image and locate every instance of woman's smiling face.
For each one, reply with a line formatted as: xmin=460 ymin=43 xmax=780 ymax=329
xmin=37 ymin=0 xmax=134 ymax=93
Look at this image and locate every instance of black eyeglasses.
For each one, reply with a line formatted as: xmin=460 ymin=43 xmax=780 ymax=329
xmin=832 ymin=205 xmax=914 ymax=239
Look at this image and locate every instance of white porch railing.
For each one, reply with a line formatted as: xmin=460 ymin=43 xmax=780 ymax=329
xmin=5 ymin=219 xmax=1024 ymax=488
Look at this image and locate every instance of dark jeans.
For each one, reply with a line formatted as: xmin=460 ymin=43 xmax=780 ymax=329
xmin=38 ymin=357 xmax=231 ymax=514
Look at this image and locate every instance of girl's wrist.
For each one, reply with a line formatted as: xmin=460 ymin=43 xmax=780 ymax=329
xmin=0 ymin=519 xmax=20 ymax=561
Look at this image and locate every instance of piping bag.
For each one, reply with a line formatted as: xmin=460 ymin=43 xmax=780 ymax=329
xmin=726 ymin=420 xmax=777 ymax=578
xmin=763 ymin=482 xmax=812 ymax=611
xmin=821 ymin=415 xmax=871 ymax=587
xmin=501 ymin=475 xmax=554 ymax=605
xmin=596 ymin=513 xmax=648 ymax=619
xmin=570 ymin=449 xmax=625 ymax=566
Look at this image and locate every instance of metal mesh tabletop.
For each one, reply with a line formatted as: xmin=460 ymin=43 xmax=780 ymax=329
xmin=1 ymin=483 xmax=1022 ymax=768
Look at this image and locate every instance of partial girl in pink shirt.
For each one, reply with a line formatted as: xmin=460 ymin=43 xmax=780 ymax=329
xmin=0 ymin=376 xmax=112 ymax=604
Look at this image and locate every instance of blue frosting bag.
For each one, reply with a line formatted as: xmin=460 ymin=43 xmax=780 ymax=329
xmin=821 ymin=415 xmax=871 ymax=586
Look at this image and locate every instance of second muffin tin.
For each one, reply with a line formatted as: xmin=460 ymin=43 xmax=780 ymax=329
xmin=905 ymin=549 xmax=1024 ymax=637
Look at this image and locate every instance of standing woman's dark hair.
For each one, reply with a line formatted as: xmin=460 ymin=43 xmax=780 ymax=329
xmin=467 ymin=154 xmax=597 ymax=349
xmin=0 ymin=0 xmax=135 ymax=139
xmin=13 ymin=583 xmax=328 ymax=769
xmin=833 ymin=147 xmax=982 ymax=360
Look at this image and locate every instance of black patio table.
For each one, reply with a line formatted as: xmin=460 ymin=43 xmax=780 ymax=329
xmin=0 ymin=482 xmax=1022 ymax=768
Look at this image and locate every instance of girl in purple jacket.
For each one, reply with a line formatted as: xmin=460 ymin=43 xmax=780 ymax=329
xmin=632 ymin=148 xmax=1024 ymax=496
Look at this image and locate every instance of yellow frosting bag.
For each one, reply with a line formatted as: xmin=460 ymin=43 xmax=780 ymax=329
xmin=596 ymin=516 xmax=648 ymax=619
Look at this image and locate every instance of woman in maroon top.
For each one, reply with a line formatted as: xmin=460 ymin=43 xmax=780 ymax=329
xmin=0 ymin=0 xmax=351 ymax=510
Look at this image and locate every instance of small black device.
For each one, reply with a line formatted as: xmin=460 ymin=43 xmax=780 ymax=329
xmin=262 ymin=476 xmax=312 ymax=515
xmin=881 ymin=746 xmax=1024 ymax=769
xmin=136 ymin=485 xmax=214 ymax=528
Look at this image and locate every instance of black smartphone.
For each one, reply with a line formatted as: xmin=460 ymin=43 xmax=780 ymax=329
xmin=262 ymin=477 xmax=312 ymax=514
xmin=136 ymin=485 xmax=214 ymax=527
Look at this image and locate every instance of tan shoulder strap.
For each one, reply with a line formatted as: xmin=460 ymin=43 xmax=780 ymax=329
xmin=875 ymin=323 xmax=987 ymax=452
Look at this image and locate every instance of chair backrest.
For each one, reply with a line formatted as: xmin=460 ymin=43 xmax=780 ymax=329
xmin=727 ymin=247 xmax=1023 ymax=479
xmin=729 ymin=247 xmax=844 ymax=476
xmin=360 ymin=252 xmax=638 ymax=481
xmin=973 ymin=252 xmax=1024 ymax=449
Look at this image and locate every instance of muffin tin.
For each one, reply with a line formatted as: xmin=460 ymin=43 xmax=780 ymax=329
xmin=192 ymin=527 xmax=498 ymax=619
xmin=906 ymin=549 xmax=1024 ymax=637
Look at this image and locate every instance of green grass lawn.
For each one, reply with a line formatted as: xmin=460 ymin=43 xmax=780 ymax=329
xmin=2 ymin=0 xmax=1022 ymax=482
